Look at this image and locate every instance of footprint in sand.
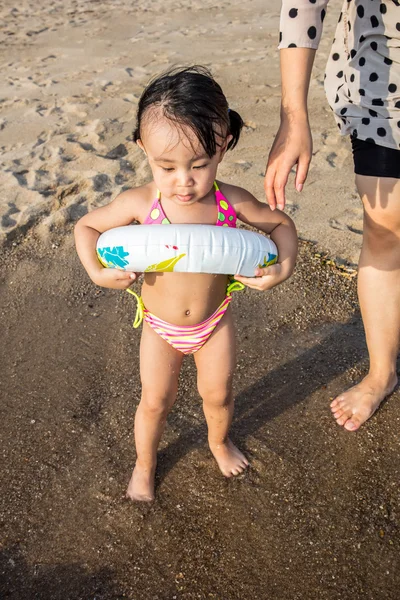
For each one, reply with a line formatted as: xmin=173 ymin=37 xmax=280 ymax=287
xmin=329 ymin=206 xmax=363 ymax=236
xmin=1 ymin=203 xmax=20 ymax=229
xmin=92 ymin=174 xmax=112 ymax=193
xmin=234 ymin=160 xmax=252 ymax=171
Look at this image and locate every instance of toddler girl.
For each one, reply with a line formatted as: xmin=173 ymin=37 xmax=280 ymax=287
xmin=75 ymin=66 xmax=298 ymax=501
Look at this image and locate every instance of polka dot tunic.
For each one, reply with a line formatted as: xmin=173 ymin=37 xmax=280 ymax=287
xmin=279 ymin=0 xmax=400 ymax=150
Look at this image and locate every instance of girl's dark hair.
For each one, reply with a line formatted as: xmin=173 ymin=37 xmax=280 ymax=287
xmin=133 ymin=66 xmax=243 ymax=158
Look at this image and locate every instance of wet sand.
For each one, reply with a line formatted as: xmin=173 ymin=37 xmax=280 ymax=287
xmin=1 ymin=0 xmax=400 ymax=598
xmin=1 ymin=231 xmax=399 ymax=599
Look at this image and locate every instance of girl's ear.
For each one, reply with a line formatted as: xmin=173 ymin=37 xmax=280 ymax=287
xmin=218 ymin=134 xmax=233 ymax=162
xmin=136 ymin=139 xmax=146 ymax=154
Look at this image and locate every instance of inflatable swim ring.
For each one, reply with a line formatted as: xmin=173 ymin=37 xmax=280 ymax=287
xmin=97 ymin=224 xmax=278 ymax=277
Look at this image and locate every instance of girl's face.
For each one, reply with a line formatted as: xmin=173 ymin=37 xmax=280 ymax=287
xmin=137 ymin=114 xmax=231 ymax=206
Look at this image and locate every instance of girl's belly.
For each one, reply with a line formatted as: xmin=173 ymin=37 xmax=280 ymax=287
xmin=141 ymin=272 xmax=229 ymax=326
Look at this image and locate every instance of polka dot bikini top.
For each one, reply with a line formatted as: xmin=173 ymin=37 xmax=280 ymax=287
xmin=143 ymin=181 xmax=237 ymax=228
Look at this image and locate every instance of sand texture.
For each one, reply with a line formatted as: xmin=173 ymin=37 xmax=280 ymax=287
xmin=1 ymin=237 xmax=399 ymax=599
xmin=1 ymin=0 xmax=362 ymax=264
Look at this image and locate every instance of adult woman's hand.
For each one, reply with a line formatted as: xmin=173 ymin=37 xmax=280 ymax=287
xmin=264 ymin=115 xmax=312 ymax=211
xmin=264 ymin=47 xmax=316 ymax=210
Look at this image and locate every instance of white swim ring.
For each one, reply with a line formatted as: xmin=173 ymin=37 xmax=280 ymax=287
xmin=96 ymin=224 xmax=278 ymax=277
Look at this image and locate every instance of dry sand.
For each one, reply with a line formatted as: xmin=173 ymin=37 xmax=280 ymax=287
xmin=1 ymin=1 xmax=399 ymax=599
xmin=1 ymin=0 xmax=361 ymax=263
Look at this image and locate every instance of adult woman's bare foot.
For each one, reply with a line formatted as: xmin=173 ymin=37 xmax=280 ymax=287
xmin=330 ymin=373 xmax=398 ymax=432
xmin=209 ymin=439 xmax=249 ymax=477
xmin=126 ymin=462 xmax=156 ymax=502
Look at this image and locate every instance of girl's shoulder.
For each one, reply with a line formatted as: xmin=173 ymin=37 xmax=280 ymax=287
xmin=113 ymin=181 xmax=158 ymax=223
xmin=216 ymin=180 xmax=256 ymax=207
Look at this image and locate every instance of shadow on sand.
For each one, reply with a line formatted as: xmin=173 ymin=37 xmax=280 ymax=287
xmin=156 ymin=315 xmax=367 ymax=481
xmin=0 ymin=545 xmax=125 ymax=600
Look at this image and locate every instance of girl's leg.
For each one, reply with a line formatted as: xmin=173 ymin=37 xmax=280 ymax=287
xmin=194 ymin=306 xmax=248 ymax=476
xmin=331 ymin=175 xmax=400 ymax=431
xmin=127 ymin=322 xmax=184 ymax=501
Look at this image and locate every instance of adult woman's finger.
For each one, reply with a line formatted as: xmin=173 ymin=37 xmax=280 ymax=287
xmin=274 ymin=167 xmax=291 ymax=210
xmin=264 ymin=165 xmax=278 ymax=210
xmin=295 ymin=147 xmax=312 ymax=192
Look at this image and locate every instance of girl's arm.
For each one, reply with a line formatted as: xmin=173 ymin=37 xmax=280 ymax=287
xmin=74 ymin=189 xmax=144 ymax=289
xmin=265 ymin=0 xmax=330 ymax=210
xmin=232 ymin=188 xmax=298 ymax=292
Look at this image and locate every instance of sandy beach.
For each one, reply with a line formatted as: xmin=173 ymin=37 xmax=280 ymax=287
xmin=1 ymin=0 xmax=362 ymax=263
xmin=1 ymin=1 xmax=399 ymax=598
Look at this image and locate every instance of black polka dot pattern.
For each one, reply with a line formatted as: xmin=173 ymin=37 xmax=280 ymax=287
xmin=278 ymin=0 xmax=400 ymax=151
xmin=308 ymin=26 xmax=317 ymax=40
xmin=370 ymin=16 xmax=379 ymax=28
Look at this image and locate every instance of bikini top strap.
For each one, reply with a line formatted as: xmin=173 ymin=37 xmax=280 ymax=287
xmin=157 ymin=189 xmax=161 ymax=199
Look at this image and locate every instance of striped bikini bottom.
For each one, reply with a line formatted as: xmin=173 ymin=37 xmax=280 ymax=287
xmin=127 ymin=280 xmax=243 ymax=355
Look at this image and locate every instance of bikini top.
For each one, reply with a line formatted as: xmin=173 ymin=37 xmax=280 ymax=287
xmin=143 ymin=181 xmax=237 ymax=228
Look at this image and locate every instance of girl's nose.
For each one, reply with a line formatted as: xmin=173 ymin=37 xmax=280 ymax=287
xmin=177 ymin=171 xmax=194 ymax=186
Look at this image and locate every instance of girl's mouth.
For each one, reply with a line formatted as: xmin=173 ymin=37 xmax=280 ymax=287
xmin=176 ymin=194 xmax=194 ymax=202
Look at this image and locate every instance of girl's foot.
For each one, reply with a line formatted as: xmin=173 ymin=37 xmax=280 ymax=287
xmin=209 ymin=439 xmax=249 ymax=477
xmin=126 ymin=462 xmax=156 ymax=502
xmin=330 ymin=373 xmax=398 ymax=432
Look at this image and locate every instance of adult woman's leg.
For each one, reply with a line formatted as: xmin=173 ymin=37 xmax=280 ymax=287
xmin=331 ymin=175 xmax=400 ymax=431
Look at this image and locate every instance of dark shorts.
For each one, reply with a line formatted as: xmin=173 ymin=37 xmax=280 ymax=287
xmin=351 ymin=137 xmax=400 ymax=179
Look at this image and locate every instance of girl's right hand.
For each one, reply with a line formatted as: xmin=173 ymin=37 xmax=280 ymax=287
xmin=264 ymin=116 xmax=312 ymax=211
xmin=92 ymin=268 xmax=140 ymax=289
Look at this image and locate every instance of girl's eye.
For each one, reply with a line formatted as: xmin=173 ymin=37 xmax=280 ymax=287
xmin=193 ymin=164 xmax=208 ymax=170
xmin=161 ymin=167 xmax=174 ymax=172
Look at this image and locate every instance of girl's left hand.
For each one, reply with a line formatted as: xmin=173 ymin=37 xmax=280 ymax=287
xmin=234 ymin=263 xmax=286 ymax=291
